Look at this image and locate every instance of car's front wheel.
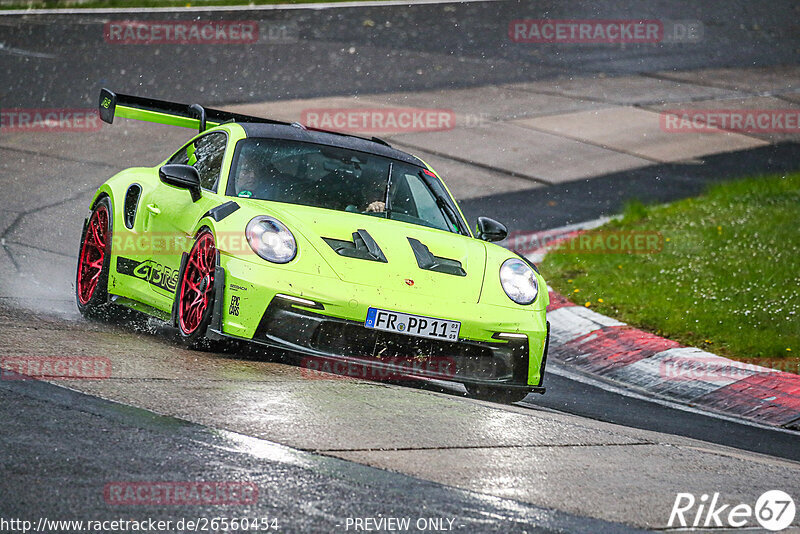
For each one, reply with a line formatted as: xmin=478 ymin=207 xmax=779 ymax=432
xmin=176 ymin=229 xmax=217 ymax=348
xmin=466 ymin=385 xmax=531 ymax=404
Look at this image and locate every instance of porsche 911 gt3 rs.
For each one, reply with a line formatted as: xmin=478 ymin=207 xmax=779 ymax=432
xmin=76 ymin=89 xmax=549 ymax=402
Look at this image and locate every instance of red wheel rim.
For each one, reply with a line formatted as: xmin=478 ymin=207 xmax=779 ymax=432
xmin=77 ymin=204 xmax=109 ymax=305
xmin=179 ymin=232 xmax=216 ymax=335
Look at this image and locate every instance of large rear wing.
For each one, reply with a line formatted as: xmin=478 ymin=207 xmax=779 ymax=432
xmin=98 ymin=88 xmax=392 ymax=147
xmin=98 ymin=88 xmax=290 ymax=132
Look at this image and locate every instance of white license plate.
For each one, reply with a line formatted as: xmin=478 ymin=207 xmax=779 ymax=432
xmin=365 ymin=307 xmax=460 ymax=341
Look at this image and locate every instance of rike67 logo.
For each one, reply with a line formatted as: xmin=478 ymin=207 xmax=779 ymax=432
xmin=669 ymin=490 xmax=796 ymax=531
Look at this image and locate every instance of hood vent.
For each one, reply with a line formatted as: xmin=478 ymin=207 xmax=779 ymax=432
xmin=407 ymin=238 xmax=466 ymax=276
xmin=323 ymin=229 xmax=388 ymax=263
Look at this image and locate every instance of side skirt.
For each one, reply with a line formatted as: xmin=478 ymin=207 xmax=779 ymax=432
xmin=109 ymin=294 xmax=171 ymax=321
xmin=170 ymin=252 xmax=190 ymax=328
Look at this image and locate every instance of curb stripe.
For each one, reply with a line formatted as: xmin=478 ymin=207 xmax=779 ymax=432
xmin=550 ymin=325 xmax=679 ymax=376
xmin=546 ymin=290 xmax=575 ymax=312
xmin=604 ymin=347 xmax=751 ymax=402
xmin=692 ymin=373 xmax=800 ymax=426
xmin=547 ymin=305 xmax=624 ymax=346
xmin=545 ymin=289 xmax=800 ymax=428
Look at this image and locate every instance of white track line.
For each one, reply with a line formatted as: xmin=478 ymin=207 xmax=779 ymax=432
xmin=0 ymin=41 xmax=56 ymax=58
xmin=0 ymin=0 xmax=502 ymax=16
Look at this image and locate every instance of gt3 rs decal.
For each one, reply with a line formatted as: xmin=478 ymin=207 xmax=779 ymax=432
xmin=228 ymin=295 xmax=240 ymax=316
xmin=116 ymin=257 xmax=179 ymax=292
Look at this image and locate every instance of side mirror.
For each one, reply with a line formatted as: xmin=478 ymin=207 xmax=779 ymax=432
xmin=159 ymin=164 xmax=202 ymax=202
xmin=476 ymin=216 xmax=508 ymax=242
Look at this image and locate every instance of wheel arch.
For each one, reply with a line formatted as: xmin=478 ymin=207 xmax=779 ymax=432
xmin=192 ymin=220 xmax=218 ymax=241
xmin=89 ymin=186 xmax=114 ymax=211
xmin=87 ymin=186 xmax=121 ymax=236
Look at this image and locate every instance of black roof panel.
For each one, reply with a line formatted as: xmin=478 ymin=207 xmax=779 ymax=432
xmin=239 ymin=123 xmax=424 ymax=166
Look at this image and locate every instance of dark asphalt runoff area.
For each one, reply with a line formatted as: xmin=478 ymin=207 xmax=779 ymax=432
xmin=1 ymin=0 xmax=799 ymax=108
xmin=461 ymin=143 xmax=800 ymax=235
xmin=524 ymin=368 xmax=800 ymax=463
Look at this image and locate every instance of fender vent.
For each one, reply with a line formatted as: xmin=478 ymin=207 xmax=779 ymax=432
xmin=123 ymin=184 xmax=141 ymax=229
xmin=407 ymin=238 xmax=466 ymax=276
xmin=323 ymin=229 xmax=387 ymax=263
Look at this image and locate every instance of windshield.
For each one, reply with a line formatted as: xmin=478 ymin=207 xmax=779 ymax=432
xmin=227 ymin=138 xmax=466 ymax=235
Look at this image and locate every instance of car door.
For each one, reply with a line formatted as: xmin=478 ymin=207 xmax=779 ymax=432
xmin=140 ymin=131 xmax=228 ymax=307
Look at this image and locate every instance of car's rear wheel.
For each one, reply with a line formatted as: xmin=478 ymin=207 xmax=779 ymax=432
xmin=466 ymin=385 xmax=530 ymax=404
xmin=177 ymin=230 xmax=217 ymax=348
xmin=76 ymin=197 xmax=116 ymax=318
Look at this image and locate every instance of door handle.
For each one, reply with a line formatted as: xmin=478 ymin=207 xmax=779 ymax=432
xmin=146 ymin=204 xmax=161 ymax=215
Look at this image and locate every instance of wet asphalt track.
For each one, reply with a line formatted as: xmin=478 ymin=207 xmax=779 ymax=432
xmin=1 ymin=1 xmax=800 ymax=531
xmin=0 ymin=377 xmax=643 ymax=534
xmin=1 ymin=0 xmax=799 ymax=109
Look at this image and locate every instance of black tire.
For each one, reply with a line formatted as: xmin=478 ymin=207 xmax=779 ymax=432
xmin=466 ymin=385 xmax=531 ymax=404
xmin=175 ymin=230 xmax=217 ymax=349
xmin=76 ymin=196 xmax=117 ymax=319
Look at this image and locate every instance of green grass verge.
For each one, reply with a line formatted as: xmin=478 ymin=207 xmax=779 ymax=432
xmin=541 ymin=173 xmax=800 ymax=373
xmin=1 ymin=0 xmax=365 ymax=10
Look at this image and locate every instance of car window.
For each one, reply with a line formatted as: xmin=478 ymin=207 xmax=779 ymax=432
xmin=167 ymin=145 xmax=190 ymax=166
xmin=391 ymin=172 xmax=452 ymax=232
xmin=228 ymin=138 xmax=467 ymax=235
xmin=167 ymin=132 xmax=227 ymax=191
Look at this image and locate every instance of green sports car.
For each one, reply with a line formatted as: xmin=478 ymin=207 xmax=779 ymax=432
xmin=76 ymin=89 xmax=549 ymax=402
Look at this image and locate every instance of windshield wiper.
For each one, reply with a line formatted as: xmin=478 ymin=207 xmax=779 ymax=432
xmin=437 ymin=198 xmax=461 ymax=231
xmin=418 ymin=171 xmax=467 ymax=235
xmin=384 ymin=162 xmax=394 ymax=220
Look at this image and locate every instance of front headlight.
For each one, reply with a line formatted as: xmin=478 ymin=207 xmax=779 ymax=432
xmin=499 ymin=258 xmax=538 ymax=305
xmin=245 ymin=216 xmax=296 ymax=263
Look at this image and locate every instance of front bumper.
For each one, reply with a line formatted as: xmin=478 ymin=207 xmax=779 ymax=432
xmin=209 ymin=254 xmax=548 ymax=391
